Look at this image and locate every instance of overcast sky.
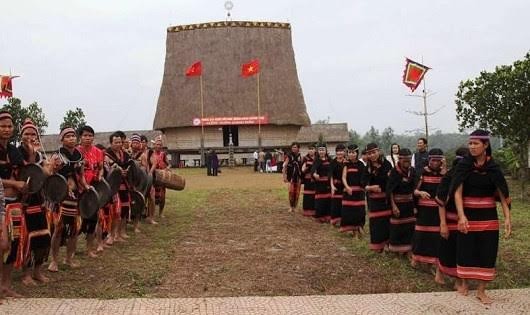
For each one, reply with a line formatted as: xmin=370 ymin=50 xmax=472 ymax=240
xmin=1 ymin=0 xmax=529 ymax=135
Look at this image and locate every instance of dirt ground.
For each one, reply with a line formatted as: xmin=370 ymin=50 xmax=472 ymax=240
xmin=155 ymin=168 xmax=439 ymax=297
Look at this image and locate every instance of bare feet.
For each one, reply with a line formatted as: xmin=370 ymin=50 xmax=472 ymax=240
xmin=410 ymin=257 xmax=418 ymax=268
xmin=456 ymin=281 xmax=469 ymax=296
xmin=121 ymin=233 xmax=130 ymax=239
xmin=64 ymin=259 xmax=80 ymax=268
xmin=477 ymin=291 xmax=493 ymax=304
xmin=22 ymin=275 xmax=38 ymax=286
xmin=96 ymin=245 xmax=104 ymax=253
xmin=47 ymin=261 xmax=59 ymax=272
xmin=434 ymin=268 xmax=445 ymax=285
xmin=146 ymin=218 xmax=157 ymax=225
xmin=356 ymin=229 xmax=364 ymax=240
xmin=88 ymin=251 xmax=99 ymax=258
xmin=105 ymin=236 xmax=114 ymax=245
xmin=33 ymin=273 xmax=50 ymax=283
xmin=115 ymin=237 xmax=126 ymax=242
xmin=1 ymin=288 xmax=24 ymax=298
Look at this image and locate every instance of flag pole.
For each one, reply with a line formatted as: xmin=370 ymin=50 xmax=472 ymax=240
xmin=257 ymin=70 xmax=262 ymax=150
xmin=421 ymin=56 xmax=429 ymax=143
xmin=422 ymin=75 xmax=429 ymax=143
xmin=200 ymin=74 xmax=205 ymax=166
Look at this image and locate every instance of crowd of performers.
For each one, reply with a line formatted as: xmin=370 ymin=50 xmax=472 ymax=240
xmin=0 ymin=110 xmax=171 ymax=298
xmin=283 ymin=131 xmax=512 ymax=304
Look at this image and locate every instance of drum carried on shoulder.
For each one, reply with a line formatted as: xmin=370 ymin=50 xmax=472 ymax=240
xmin=153 ymin=169 xmax=185 ymax=191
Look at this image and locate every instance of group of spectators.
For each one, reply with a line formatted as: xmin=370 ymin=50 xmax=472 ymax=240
xmin=253 ymin=149 xmax=283 ymax=173
xmin=204 ymin=149 xmax=219 ymax=176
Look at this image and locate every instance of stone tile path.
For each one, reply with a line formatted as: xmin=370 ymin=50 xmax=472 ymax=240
xmin=1 ymin=288 xmax=529 ymax=314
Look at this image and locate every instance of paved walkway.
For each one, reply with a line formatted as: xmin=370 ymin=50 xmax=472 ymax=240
xmin=1 ymin=288 xmax=529 ymax=315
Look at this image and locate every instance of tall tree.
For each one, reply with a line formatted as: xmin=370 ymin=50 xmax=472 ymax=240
xmin=61 ymin=107 xmax=87 ymax=131
xmin=348 ymin=129 xmax=363 ymax=147
xmin=380 ymin=127 xmax=395 ymax=154
xmin=1 ymin=97 xmax=48 ymax=143
xmin=363 ymin=126 xmax=381 ymax=146
xmin=455 ymin=52 xmax=529 ymax=199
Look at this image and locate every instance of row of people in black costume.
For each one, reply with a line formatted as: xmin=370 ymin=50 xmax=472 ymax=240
xmin=283 ymin=130 xmax=511 ymax=304
xmin=0 ymin=111 xmax=169 ymax=298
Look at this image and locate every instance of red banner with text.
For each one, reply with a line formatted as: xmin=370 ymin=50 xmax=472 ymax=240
xmin=192 ymin=116 xmax=269 ymax=126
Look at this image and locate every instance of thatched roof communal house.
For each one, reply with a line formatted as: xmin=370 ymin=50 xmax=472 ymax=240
xmin=153 ymin=21 xmax=311 ymax=164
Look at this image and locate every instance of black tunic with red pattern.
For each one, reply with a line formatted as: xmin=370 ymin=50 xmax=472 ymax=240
xmin=451 ymin=156 xmax=509 ymax=282
xmin=329 ymin=157 xmax=345 ymax=225
xmin=361 ymin=158 xmax=392 ymax=251
xmin=435 ymin=167 xmax=459 ymax=277
xmin=312 ymin=157 xmax=331 ymax=223
xmin=412 ymin=166 xmax=443 ymax=264
xmin=341 ymin=160 xmax=366 ymax=232
xmin=386 ymin=163 xmax=417 ymax=253
xmin=301 ymin=154 xmax=316 ymax=217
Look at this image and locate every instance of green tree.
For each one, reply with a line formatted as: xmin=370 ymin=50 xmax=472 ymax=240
xmin=348 ymin=129 xmax=363 ymax=147
xmin=455 ymin=52 xmax=529 ymax=200
xmin=380 ymin=127 xmax=395 ymax=154
xmin=1 ymin=97 xmax=48 ymax=143
xmin=363 ymin=126 xmax=381 ymax=146
xmin=61 ymin=107 xmax=87 ymax=131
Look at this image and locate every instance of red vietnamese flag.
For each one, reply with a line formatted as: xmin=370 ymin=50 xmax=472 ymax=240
xmin=241 ymin=60 xmax=260 ymax=77
xmin=185 ymin=61 xmax=202 ymax=77
xmin=0 ymin=76 xmax=15 ymax=98
xmin=402 ymin=58 xmax=430 ymax=92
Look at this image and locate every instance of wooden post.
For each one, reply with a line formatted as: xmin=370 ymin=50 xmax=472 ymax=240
xmin=257 ymin=71 xmax=262 ymax=150
xmin=200 ymin=75 xmax=205 ymax=166
xmin=422 ymin=78 xmax=429 ymax=143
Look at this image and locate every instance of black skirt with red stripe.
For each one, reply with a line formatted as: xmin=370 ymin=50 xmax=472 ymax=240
xmin=341 ymin=187 xmax=365 ymax=232
xmin=367 ymin=192 xmax=391 ymax=251
xmin=330 ymin=186 xmax=343 ymax=225
xmin=329 ymin=158 xmax=345 ymax=225
xmin=389 ymin=196 xmax=415 ymax=253
xmin=456 ymin=171 xmax=500 ymax=281
xmin=314 ymin=177 xmax=331 ymax=222
xmin=412 ymin=170 xmax=443 ymax=264
xmin=313 ymin=159 xmax=331 ymax=222
xmin=302 ymin=181 xmax=316 ymax=217
xmin=412 ymin=198 xmax=441 ymax=264
xmin=314 ymin=189 xmax=331 ymax=222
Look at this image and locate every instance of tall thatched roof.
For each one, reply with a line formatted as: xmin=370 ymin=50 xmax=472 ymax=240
xmin=154 ymin=21 xmax=310 ymax=130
